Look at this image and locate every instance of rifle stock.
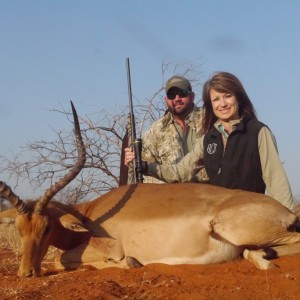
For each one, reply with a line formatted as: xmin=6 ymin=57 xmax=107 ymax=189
xmin=126 ymin=58 xmax=143 ymax=183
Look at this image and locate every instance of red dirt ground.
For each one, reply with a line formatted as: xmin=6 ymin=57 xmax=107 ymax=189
xmin=1 ymin=248 xmax=300 ymax=299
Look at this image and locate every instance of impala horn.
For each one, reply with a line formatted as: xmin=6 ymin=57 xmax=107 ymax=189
xmin=34 ymin=101 xmax=86 ymax=214
xmin=0 ymin=181 xmax=29 ymax=214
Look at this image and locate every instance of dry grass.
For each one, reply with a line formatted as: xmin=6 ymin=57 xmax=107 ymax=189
xmin=0 ymin=224 xmax=22 ymax=253
xmin=0 ymin=224 xmax=62 ymax=263
xmin=0 ymin=224 xmax=61 ymax=298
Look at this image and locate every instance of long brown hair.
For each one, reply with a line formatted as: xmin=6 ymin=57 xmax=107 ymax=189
xmin=201 ymin=72 xmax=257 ymax=134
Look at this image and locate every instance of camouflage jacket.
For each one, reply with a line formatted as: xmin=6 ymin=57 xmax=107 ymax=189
xmin=141 ymin=105 xmax=207 ymax=183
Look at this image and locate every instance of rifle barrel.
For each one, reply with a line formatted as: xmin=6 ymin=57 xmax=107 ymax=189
xmin=126 ymin=58 xmax=143 ymax=183
xmin=126 ymin=58 xmax=137 ymax=144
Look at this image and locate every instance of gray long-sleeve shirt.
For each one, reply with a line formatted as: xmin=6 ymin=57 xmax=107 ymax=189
xmin=147 ymin=123 xmax=294 ymax=210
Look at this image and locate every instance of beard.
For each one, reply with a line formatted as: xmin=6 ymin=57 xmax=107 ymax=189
xmin=168 ymin=101 xmax=194 ymax=117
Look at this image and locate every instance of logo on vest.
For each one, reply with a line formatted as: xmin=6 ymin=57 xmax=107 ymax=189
xmin=207 ymin=143 xmax=217 ymax=155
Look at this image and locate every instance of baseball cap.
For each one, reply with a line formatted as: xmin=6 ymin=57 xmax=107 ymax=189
xmin=165 ymin=75 xmax=192 ymax=93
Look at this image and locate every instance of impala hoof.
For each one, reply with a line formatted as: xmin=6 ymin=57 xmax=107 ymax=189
xmin=243 ymin=249 xmax=278 ymax=270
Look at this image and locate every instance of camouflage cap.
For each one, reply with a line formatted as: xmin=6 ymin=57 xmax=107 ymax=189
xmin=165 ymin=75 xmax=192 ymax=93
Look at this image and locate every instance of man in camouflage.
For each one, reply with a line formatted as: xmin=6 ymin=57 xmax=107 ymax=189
xmin=126 ymin=75 xmax=207 ymax=183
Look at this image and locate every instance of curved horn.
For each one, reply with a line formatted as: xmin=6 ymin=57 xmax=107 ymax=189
xmin=34 ymin=101 xmax=86 ymax=214
xmin=0 ymin=181 xmax=29 ymax=214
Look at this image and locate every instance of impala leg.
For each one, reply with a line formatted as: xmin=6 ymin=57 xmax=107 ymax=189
xmin=55 ymin=237 xmax=127 ymax=270
xmin=244 ymin=240 xmax=300 ymax=270
xmin=243 ymin=249 xmax=277 ymax=270
xmin=268 ymin=240 xmax=300 ymax=258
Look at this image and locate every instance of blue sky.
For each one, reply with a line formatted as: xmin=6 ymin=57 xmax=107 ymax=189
xmin=1 ymin=1 xmax=300 ymax=198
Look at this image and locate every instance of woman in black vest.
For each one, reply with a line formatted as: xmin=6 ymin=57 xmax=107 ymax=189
xmin=125 ymin=72 xmax=294 ymax=210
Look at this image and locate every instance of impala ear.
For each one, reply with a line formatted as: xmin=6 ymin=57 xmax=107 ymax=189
xmin=0 ymin=208 xmax=18 ymax=224
xmin=58 ymin=214 xmax=89 ymax=232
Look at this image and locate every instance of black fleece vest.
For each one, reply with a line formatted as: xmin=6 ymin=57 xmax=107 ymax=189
xmin=203 ymin=118 xmax=266 ymax=193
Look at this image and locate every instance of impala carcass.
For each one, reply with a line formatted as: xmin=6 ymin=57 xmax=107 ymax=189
xmin=1 ymin=105 xmax=300 ymax=278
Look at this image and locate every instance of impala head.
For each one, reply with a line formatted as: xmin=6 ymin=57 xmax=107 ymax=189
xmin=0 ymin=101 xmax=86 ymax=277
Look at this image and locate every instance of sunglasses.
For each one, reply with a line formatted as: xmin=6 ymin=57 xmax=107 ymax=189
xmin=166 ymin=90 xmax=191 ymax=100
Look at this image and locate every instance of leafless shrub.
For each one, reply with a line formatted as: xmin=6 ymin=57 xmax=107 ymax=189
xmin=0 ymin=61 xmax=204 ymax=203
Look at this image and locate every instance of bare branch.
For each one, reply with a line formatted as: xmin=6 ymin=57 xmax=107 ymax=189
xmin=0 ymin=60 xmax=204 ymax=203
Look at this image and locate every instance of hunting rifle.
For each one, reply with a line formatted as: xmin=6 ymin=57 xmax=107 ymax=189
xmin=126 ymin=58 xmax=143 ymax=183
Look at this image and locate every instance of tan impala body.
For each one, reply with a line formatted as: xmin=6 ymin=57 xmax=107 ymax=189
xmin=51 ymin=183 xmax=300 ymax=270
xmin=1 ymin=103 xmax=300 ymax=277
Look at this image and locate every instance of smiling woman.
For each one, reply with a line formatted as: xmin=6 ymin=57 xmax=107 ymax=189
xmin=134 ymin=72 xmax=295 ymax=210
xmin=210 ymin=91 xmax=240 ymax=127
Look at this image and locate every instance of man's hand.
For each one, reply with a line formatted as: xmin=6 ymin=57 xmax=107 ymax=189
xmin=124 ymin=147 xmax=135 ymax=167
xmin=124 ymin=147 xmax=148 ymax=174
